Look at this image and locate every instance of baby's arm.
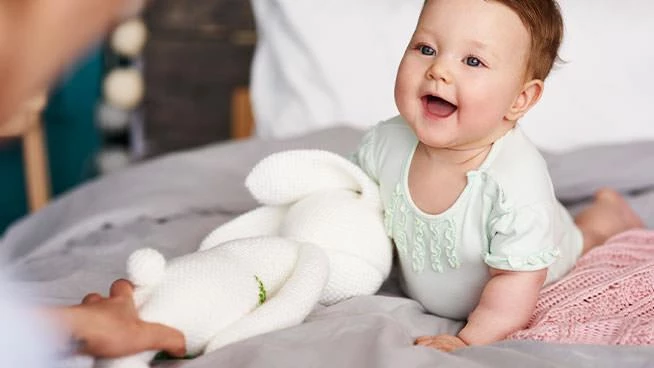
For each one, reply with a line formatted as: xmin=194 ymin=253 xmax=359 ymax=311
xmin=458 ymin=267 xmax=546 ymax=344
xmin=416 ymin=267 xmax=546 ymax=351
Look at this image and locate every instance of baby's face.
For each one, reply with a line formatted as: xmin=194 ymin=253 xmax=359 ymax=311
xmin=395 ymin=0 xmax=533 ymax=151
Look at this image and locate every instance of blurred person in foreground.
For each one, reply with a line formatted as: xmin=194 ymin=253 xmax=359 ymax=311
xmin=0 ymin=0 xmax=185 ymax=364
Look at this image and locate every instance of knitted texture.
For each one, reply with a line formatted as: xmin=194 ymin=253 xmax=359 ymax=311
xmin=96 ymin=238 xmax=329 ymax=368
xmin=201 ymin=149 xmax=393 ymax=305
xmin=97 ymin=150 xmax=392 ymax=368
xmin=509 ymin=229 xmax=654 ymax=345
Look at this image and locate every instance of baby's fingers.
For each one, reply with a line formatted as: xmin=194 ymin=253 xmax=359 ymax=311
xmin=414 ymin=335 xmax=467 ymax=352
xmin=81 ymin=293 xmax=103 ymax=304
xmin=141 ymin=322 xmax=186 ymax=357
xmin=109 ymin=278 xmax=134 ymax=298
xmin=414 ymin=335 xmax=435 ymax=345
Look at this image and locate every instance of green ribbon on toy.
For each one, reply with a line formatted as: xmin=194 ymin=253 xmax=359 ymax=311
xmin=254 ymin=275 xmax=267 ymax=305
xmin=154 ymin=275 xmax=268 ymax=362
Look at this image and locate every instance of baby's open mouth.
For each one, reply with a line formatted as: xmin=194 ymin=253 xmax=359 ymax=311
xmin=423 ymin=95 xmax=457 ymax=118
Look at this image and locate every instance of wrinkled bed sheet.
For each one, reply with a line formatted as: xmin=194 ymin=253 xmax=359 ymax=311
xmin=3 ymin=126 xmax=654 ymax=367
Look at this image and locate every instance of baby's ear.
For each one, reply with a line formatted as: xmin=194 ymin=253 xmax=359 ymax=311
xmin=245 ymin=150 xmax=381 ymax=206
xmin=505 ymin=79 xmax=543 ymax=121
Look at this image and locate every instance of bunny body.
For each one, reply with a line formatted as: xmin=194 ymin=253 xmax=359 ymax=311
xmin=96 ymin=150 xmax=392 ymax=368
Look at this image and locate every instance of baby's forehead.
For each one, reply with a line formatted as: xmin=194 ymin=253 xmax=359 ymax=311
xmin=421 ymin=1 xmax=524 ymax=26
xmin=417 ymin=0 xmax=531 ymax=51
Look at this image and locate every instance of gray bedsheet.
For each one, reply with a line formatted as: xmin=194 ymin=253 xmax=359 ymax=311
xmin=2 ymin=126 xmax=654 ymax=367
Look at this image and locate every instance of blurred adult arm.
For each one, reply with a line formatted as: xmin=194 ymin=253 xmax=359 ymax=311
xmin=0 ymin=0 xmax=186 ymax=360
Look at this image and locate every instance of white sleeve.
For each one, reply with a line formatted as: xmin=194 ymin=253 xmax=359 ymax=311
xmin=349 ymin=126 xmax=380 ymax=183
xmin=485 ymin=202 xmax=561 ymax=272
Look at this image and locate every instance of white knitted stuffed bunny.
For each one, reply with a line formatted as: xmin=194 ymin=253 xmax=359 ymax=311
xmin=95 ymin=150 xmax=392 ymax=368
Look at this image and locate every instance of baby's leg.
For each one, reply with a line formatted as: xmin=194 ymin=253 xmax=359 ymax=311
xmin=574 ymin=188 xmax=644 ymax=254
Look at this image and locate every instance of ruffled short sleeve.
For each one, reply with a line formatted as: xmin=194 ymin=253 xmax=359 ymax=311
xmin=485 ymin=202 xmax=561 ymax=271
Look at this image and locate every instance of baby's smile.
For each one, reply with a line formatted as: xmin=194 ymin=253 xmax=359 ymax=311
xmin=422 ymin=95 xmax=458 ymax=119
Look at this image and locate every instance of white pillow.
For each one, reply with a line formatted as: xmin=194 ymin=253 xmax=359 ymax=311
xmin=251 ymin=0 xmax=654 ymax=152
xmin=250 ymin=0 xmax=423 ymax=138
xmin=521 ymin=0 xmax=654 ymax=152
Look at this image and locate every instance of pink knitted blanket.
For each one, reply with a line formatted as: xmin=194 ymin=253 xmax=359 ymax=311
xmin=508 ymin=229 xmax=654 ymax=345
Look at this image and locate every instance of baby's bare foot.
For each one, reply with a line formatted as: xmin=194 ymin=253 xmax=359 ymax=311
xmin=594 ymin=188 xmax=644 ymax=229
xmin=575 ymin=188 xmax=644 ymax=252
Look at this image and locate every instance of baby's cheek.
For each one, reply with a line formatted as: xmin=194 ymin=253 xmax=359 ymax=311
xmin=394 ymin=83 xmax=415 ymax=119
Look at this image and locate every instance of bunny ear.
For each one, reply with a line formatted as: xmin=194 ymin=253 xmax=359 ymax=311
xmin=245 ymin=150 xmax=381 ymax=206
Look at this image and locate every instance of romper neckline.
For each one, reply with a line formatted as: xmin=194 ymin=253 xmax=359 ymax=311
xmin=401 ymin=128 xmax=513 ymax=219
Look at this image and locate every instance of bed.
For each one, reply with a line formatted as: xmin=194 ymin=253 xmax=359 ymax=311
xmin=2 ymin=126 xmax=654 ymax=367
xmin=4 ymin=0 xmax=654 ymax=367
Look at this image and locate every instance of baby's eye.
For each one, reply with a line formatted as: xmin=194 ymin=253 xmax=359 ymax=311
xmin=419 ymin=45 xmax=436 ymax=56
xmin=464 ymin=56 xmax=483 ymax=67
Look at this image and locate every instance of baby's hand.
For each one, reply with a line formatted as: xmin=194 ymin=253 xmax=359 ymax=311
xmin=414 ymin=334 xmax=467 ymax=352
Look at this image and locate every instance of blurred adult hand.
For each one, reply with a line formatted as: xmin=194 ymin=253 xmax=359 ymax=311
xmin=53 ymin=279 xmax=186 ymax=358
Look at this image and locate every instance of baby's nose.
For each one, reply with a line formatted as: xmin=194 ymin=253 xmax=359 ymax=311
xmin=426 ymin=59 xmax=453 ymax=84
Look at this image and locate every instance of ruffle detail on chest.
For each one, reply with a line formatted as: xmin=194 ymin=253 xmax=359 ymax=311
xmin=385 ymin=183 xmax=460 ymax=274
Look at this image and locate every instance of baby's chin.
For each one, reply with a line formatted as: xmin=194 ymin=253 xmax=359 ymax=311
xmin=409 ymin=119 xmax=460 ymax=147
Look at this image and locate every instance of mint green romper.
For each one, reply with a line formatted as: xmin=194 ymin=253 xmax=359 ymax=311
xmin=352 ymin=116 xmax=583 ymax=320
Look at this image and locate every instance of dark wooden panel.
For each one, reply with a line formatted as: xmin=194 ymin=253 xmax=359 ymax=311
xmin=146 ymin=0 xmax=254 ymax=40
xmin=146 ymin=40 xmax=253 ymax=83
xmin=145 ymin=86 xmax=232 ymax=154
xmin=143 ymin=0 xmax=255 ymax=157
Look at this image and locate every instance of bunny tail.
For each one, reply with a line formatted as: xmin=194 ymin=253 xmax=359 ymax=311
xmin=126 ymin=248 xmax=166 ymax=288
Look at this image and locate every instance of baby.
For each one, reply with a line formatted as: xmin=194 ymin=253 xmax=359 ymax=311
xmin=352 ymin=0 xmax=644 ymax=352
